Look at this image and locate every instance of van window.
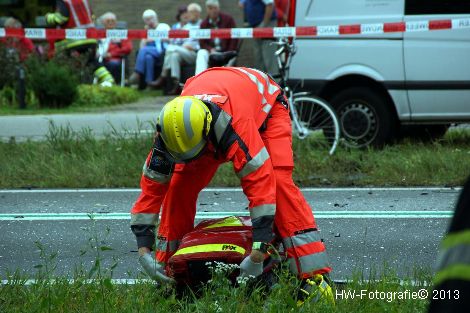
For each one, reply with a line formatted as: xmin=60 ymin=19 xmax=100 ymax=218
xmin=406 ymin=0 xmax=470 ymax=15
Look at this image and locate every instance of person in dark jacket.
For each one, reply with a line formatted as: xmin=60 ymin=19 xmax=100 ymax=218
xmin=428 ymin=175 xmax=470 ymax=313
xmin=195 ymin=0 xmax=238 ymax=74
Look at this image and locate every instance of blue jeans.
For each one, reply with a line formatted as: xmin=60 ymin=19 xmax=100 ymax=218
xmin=135 ymin=46 xmax=163 ymax=83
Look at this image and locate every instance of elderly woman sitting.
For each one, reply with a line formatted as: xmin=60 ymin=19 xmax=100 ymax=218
xmin=129 ymin=10 xmax=169 ymax=88
xmin=98 ymin=12 xmax=133 ymax=84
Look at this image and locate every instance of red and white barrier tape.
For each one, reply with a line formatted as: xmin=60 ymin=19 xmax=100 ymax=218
xmin=1 ymin=18 xmax=469 ymax=40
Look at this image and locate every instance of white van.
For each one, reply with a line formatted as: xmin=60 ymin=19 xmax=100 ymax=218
xmin=289 ymin=0 xmax=470 ymax=147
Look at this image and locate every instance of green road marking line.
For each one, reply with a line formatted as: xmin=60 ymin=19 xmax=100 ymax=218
xmin=0 ymin=210 xmax=454 ymax=221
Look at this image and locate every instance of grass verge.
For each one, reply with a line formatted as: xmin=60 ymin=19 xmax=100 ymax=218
xmin=0 ymin=126 xmax=469 ymax=188
xmin=0 ymin=274 xmax=432 ymax=313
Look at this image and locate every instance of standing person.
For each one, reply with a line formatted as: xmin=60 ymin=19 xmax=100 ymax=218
xmin=45 ymin=0 xmax=115 ymax=86
xmin=130 ymin=67 xmax=333 ymax=306
xmin=243 ymin=0 xmax=278 ymax=75
xmin=428 ymin=175 xmax=470 ymax=313
xmin=98 ymin=12 xmax=132 ymax=84
xmin=150 ymin=3 xmax=202 ymax=94
xmin=129 ymin=10 xmax=169 ymax=88
xmin=274 ymin=0 xmax=290 ymax=26
xmin=195 ymin=0 xmax=238 ymax=75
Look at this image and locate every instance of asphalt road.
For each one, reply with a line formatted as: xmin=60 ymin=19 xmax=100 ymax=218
xmin=0 ymin=187 xmax=460 ymax=281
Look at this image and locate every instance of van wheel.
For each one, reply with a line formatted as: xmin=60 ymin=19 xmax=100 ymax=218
xmin=330 ymin=87 xmax=395 ymax=148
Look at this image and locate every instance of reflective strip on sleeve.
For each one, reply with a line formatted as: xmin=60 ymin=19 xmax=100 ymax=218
xmin=441 ymin=229 xmax=470 ymax=249
xmin=204 ymin=216 xmax=244 ymax=229
xmin=433 ymin=264 xmax=470 ymax=287
xmin=173 ymin=243 xmax=246 ymax=256
xmin=142 ymin=162 xmax=171 ymax=184
xmin=250 ymin=204 xmax=276 ymax=220
xmin=436 ymin=243 xmax=470 ymax=271
xmin=249 ymin=68 xmax=280 ymax=95
xmin=282 ymin=230 xmax=331 ymax=275
xmin=130 ymin=213 xmax=159 ymax=226
xmin=213 ymin=110 xmax=232 ymax=143
xmin=289 ymin=251 xmax=330 ymax=276
xmin=262 ymin=103 xmax=272 ymax=113
xmin=282 ymin=231 xmax=322 ymax=250
xmin=233 ymin=68 xmax=269 ymax=107
xmin=237 ymin=147 xmax=270 ymax=178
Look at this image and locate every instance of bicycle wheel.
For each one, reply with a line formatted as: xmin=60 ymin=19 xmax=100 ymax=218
xmin=291 ymin=96 xmax=340 ymax=155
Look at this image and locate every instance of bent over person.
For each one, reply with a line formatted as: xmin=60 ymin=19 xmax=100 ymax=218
xmin=130 ymin=67 xmax=333 ymax=305
xmin=45 ymin=0 xmax=115 ymax=86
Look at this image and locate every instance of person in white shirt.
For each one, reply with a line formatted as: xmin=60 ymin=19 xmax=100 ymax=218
xmin=149 ymin=3 xmax=202 ymax=94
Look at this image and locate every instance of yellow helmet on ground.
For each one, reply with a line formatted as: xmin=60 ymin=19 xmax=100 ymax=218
xmin=157 ymin=96 xmax=212 ymax=162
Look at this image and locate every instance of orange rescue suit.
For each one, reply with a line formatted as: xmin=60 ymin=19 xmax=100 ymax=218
xmin=130 ymin=67 xmax=331 ymax=278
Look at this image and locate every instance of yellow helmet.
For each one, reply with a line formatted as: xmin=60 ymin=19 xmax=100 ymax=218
xmin=157 ymin=96 xmax=212 ymax=162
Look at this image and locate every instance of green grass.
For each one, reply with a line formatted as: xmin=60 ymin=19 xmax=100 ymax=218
xmin=0 ymin=274 xmax=432 ymax=313
xmin=0 ymin=87 xmax=161 ymax=115
xmin=1 ymin=239 xmax=432 ymax=313
xmin=0 ymin=126 xmax=469 ymax=189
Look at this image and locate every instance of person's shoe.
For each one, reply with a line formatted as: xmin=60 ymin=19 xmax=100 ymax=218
xmin=296 ymin=274 xmax=335 ymax=307
xmin=127 ymin=72 xmax=140 ymax=86
xmin=166 ymin=78 xmax=181 ymax=95
xmin=147 ymin=76 xmax=166 ymax=89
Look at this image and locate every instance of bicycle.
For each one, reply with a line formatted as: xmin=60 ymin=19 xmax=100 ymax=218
xmin=273 ymin=38 xmax=340 ymax=155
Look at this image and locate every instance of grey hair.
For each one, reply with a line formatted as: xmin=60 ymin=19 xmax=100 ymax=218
xmin=99 ymin=12 xmax=117 ymax=23
xmin=205 ymin=0 xmax=220 ymax=7
xmin=142 ymin=9 xmax=158 ymax=21
xmin=4 ymin=17 xmax=21 ymax=28
xmin=187 ymin=3 xmax=202 ymax=12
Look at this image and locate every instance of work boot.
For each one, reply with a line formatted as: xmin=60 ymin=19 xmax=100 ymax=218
xmin=296 ymin=274 xmax=335 ymax=307
xmin=147 ymin=76 xmax=166 ymax=89
xmin=166 ymin=78 xmax=181 ymax=95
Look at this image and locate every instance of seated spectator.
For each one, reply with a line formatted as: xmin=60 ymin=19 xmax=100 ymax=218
xmin=149 ymin=3 xmax=202 ymax=94
xmin=172 ymin=5 xmax=189 ymax=30
xmin=98 ymin=12 xmax=132 ymax=84
xmin=195 ymin=0 xmax=238 ymax=75
xmin=0 ymin=17 xmax=34 ymax=62
xmin=128 ymin=10 xmax=169 ymax=88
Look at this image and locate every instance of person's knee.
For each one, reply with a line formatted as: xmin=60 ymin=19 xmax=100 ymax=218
xmin=197 ymin=49 xmax=209 ymax=58
xmin=171 ymin=53 xmax=182 ymax=62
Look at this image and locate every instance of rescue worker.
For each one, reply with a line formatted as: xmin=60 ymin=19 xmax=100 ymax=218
xmin=130 ymin=67 xmax=333 ymax=305
xmin=45 ymin=0 xmax=115 ymax=86
xmin=428 ymin=175 xmax=470 ymax=313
